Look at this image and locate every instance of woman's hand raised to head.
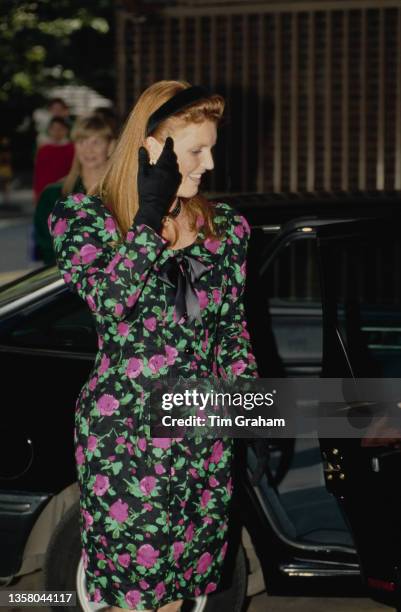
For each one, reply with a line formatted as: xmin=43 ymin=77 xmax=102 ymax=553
xmin=135 ymin=136 xmax=182 ymax=233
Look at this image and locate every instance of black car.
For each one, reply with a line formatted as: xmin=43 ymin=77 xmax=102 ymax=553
xmin=1 ymin=192 xmax=401 ymax=612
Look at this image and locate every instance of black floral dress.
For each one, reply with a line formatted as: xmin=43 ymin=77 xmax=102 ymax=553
xmin=50 ymin=194 xmax=257 ymax=610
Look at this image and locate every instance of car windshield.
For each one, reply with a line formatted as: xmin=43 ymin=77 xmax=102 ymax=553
xmin=0 ymin=267 xmax=62 ymax=309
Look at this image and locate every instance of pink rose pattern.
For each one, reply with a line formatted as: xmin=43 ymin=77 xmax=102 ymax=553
xmin=49 ymin=195 xmax=257 ymax=609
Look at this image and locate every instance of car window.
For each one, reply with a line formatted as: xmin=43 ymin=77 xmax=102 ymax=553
xmin=247 ymin=232 xmax=323 ymax=376
xmin=323 ymin=229 xmax=401 ymax=377
xmin=0 ymin=289 xmax=97 ymax=354
xmin=269 ymin=236 xmax=322 ymax=304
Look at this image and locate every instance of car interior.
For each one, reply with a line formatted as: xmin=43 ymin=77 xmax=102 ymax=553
xmin=245 ymin=225 xmax=354 ymax=553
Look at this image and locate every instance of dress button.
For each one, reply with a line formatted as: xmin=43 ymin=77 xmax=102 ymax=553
xmin=184 ymin=346 xmax=192 ymax=354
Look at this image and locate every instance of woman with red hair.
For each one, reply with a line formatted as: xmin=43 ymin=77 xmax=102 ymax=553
xmin=50 ymin=80 xmax=257 ymax=612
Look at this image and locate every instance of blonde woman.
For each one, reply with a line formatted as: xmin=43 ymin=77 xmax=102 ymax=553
xmin=50 ymin=81 xmax=257 ymax=612
xmin=34 ymin=114 xmax=116 ymax=264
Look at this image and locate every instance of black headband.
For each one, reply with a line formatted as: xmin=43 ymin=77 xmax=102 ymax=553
xmin=145 ymin=86 xmax=210 ymax=136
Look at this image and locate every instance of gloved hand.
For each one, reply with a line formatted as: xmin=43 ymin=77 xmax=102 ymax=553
xmin=135 ymin=136 xmax=182 ymax=233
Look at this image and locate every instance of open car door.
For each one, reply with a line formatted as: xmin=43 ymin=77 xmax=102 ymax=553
xmin=317 ymin=215 xmax=401 ymax=610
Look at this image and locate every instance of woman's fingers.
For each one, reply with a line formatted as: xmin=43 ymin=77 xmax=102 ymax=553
xmin=137 ymin=146 xmax=150 ymax=180
xmin=164 ymin=136 xmax=174 ymax=150
xmin=138 ymin=146 xmax=149 ymax=166
xmin=157 ymin=137 xmax=179 ymax=170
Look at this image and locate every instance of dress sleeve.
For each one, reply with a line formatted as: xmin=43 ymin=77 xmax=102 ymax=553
xmin=49 ymin=193 xmax=169 ymax=321
xmin=216 ymin=209 xmax=258 ymax=380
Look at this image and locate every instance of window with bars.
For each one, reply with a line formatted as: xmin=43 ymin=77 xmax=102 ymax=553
xmin=117 ymin=1 xmax=401 ymax=193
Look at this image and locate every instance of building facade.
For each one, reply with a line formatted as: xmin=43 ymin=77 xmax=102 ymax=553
xmin=116 ymin=0 xmax=401 ymax=193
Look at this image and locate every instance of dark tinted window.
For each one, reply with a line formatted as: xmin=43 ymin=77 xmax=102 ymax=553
xmin=268 ymin=236 xmax=321 ymax=303
xmin=322 ymin=225 xmax=401 ymax=377
xmin=247 ymin=231 xmax=323 ymax=376
xmin=0 ymin=290 xmax=97 ymax=353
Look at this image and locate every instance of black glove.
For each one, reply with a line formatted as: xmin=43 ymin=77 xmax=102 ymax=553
xmin=135 ymin=136 xmax=182 ymax=233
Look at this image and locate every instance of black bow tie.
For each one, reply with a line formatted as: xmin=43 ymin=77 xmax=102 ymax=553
xmin=160 ymin=254 xmax=210 ymax=323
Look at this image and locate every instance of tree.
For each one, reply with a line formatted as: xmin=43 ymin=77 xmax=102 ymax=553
xmin=0 ymin=0 xmax=115 ymax=137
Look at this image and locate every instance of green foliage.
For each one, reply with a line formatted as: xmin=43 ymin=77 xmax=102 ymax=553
xmin=0 ymin=0 xmax=115 ymax=132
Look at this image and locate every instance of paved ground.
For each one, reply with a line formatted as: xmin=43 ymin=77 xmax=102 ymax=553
xmin=0 ymin=569 xmax=393 ymax=612
xmin=0 ymin=185 xmax=42 ymax=286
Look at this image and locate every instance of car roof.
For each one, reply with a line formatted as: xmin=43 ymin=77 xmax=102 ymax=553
xmin=0 ymin=267 xmax=63 ymax=315
xmin=218 ymin=191 xmax=401 ymax=227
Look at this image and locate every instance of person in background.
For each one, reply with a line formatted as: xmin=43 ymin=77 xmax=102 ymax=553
xmin=93 ymin=106 xmax=119 ymax=135
xmin=34 ymin=115 xmax=116 ymax=265
xmin=48 ymin=97 xmax=71 ymax=120
xmin=34 ymin=97 xmax=72 ymax=147
xmin=33 ymin=117 xmax=75 ymax=202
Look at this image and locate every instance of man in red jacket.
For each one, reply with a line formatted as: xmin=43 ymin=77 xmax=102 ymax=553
xmin=33 ymin=117 xmax=74 ymax=202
